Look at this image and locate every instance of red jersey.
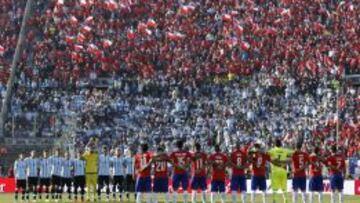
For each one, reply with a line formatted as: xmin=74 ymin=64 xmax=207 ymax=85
xmin=153 ymin=154 xmax=169 ymax=178
xmin=170 ymin=150 xmax=192 ymax=174
xmin=135 ymin=152 xmax=152 ymax=177
xmin=326 ymin=154 xmax=346 ymax=175
xmin=209 ymin=152 xmax=228 ymax=181
xmin=191 ymin=152 xmax=208 ymax=177
xmin=251 ymin=152 xmax=271 ymax=176
xmin=291 ymin=151 xmax=310 ymax=177
xmin=231 ymin=149 xmax=248 ymax=176
xmin=309 ymin=154 xmax=323 ymax=177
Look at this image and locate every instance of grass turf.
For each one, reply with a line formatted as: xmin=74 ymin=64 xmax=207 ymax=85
xmin=1 ymin=193 xmax=360 ymax=202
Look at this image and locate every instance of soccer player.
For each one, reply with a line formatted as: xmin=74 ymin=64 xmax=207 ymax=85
xmin=81 ymin=138 xmax=99 ymax=202
xmin=308 ymin=147 xmax=324 ymax=203
xmin=124 ymin=148 xmax=136 ymax=201
xmin=50 ymin=149 xmax=63 ymax=201
xmin=61 ymin=152 xmax=73 ymax=201
xmin=98 ymin=146 xmax=111 ymax=201
xmin=268 ymin=139 xmax=292 ymax=203
xmin=190 ymin=143 xmax=208 ymax=203
xmin=250 ymin=143 xmax=271 ymax=203
xmin=25 ymin=150 xmax=39 ymax=201
xmin=208 ymin=144 xmax=228 ymax=203
xmin=170 ymin=140 xmax=192 ymax=203
xmin=230 ymin=142 xmax=248 ymax=203
xmin=326 ymin=145 xmax=346 ymax=203
xmin=291 ymin=142 xmax=310 ymax=203
xmin=151 ymin=146 xmax=171 ymax=203
xmin=73 ymin=151 xmax=86 ymax=202
xmin=38 ymin=150 xmax=52 ymax=201
xmin=14 ymin=153 xmax=27 ymax=201
xmin=134 ymin=143 xmax=152 ymax=203
xmin=112 ymin=148 xmax=125 ymax=201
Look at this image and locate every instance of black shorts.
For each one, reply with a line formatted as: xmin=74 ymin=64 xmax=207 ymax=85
xmin=74 ymin=176 xmax=86 ymax=188
xmin=113 ymin=176 xmax=125 ymax=192
xmin=51 ymin=175 xmax=62 ymax=186
xmin=40 ymin=178 xmax=51 ymax=187
xmin=16 ymin=179 xmax=27 ymax=189
xmin=125 ymin=175 xmax=135 ymax=192
xmin=61 ymin=177 xmax=72 ymax=187
xmin=28 ymin=177 xmax=38 ymax=187
xmin=98 ymin=175 xmax=110 ymax=186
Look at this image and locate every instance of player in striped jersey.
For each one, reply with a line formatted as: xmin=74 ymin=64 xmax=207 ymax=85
xmin=73 ymin=151 xmax=86 ymax=202
xmin=38 ymin=150 xmax=52 ymax=201
xmin=124 ymin=148 xmax=135 ymax=201
xmin=61 ymin=152 xmax=74 ymax=201
xmin=50 ymin=149 xmax=64 ymax=201
xmin=111 ymin=148 xmax=125 ymax=201
xmin=14 ymin=153 xmax=27 ymax=201
xmin=25 ymin=150 xmax=39 ymax=201
xmin=98 ymin=146 xmax=111 ymax=201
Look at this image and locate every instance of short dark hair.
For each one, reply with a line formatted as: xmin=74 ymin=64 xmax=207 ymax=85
xmin=157 ymin=146 xmax=164 ymax=152
xmin=176 ymin=140 xmax=184 ymax=149
xmin=194 ymin=143 xmax=201 ymax=151
xmin=214 ymin=144 xmax=220 ymax=152
xmin=141 ymin=143 xmax=149 ymax=153
xmin=275 ymin=139 xmax=282 ymax=147
xmin=296 ymin=142 xmax=302 ymax=150
xmin=331 ymin=145 xmax=337 ymax=153
xmin=313 ymin=146 xmax=320 ymax=154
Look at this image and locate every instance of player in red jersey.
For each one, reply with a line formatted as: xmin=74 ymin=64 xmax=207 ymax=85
xmin=230 ymin=142 xmax=249 ymax=203
xmin=170 ymin=140 xmax=192 ymax=203
xmin=291 ymin=143 xmax=310 ymax=203
xmin=208 ymin=144 xmax=228 ymax=203
xmin=249 ymin=143 xmax=271 ymax=203
xmin=308 ymin=147 xmax=324 ymax=203
xmin=190 ymin=143 xmax=208 ymax=203
xmin=326 ymin=146 xmax=346 ymax=203
xmin=150 ymin=146 xmax=171 ymax=203
xmin=134 ymin=143 xmax=152 ymax=203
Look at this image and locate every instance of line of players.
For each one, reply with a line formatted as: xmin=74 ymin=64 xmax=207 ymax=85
xmin=14 ymin=147 xmax=134 ymax=202
xmin=134 ymin=140 xmax=346 ymax=203
xmin=13 ymin=139 xmax=346 ymax=203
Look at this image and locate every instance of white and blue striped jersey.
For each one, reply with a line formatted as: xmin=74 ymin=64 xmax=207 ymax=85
xmin=25 ymin=158 xmax=39 ymax=177
xmin=61 ymin=159 xmax=73 ymax=178
xmin=111 ymin=156 xmax=125 ymax=176
xmin=39 ymin=158 xmax=52 ymax=178
xmin=50 ymin=156 xmax=64 ymax=176
xmin=14 ymin=159 xmax=27 ymax=180
xmin=73 ymin=159 xmax=85 ymax=176
xmin=123 ymin=156 xmax=134 ymax=175
xmin=98 ymin=154 xmax=111 ymax=176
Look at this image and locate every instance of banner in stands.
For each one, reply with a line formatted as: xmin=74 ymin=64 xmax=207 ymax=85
xmin=0 ymin=178 xmax=359 ymax=195
xmin=0 ymin=178 xmax=15 ymax=193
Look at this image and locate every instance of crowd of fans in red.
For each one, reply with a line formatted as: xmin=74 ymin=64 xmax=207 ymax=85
xmin=0 ymin=1 xmax=359 ymax=157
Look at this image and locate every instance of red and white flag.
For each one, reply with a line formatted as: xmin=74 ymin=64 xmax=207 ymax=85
xmin=69 ymin=16 xmax=78 ymax=25
xmin=147 ymin=19 xmax=157 ymax=28
xmin=74 ymin=44 xmax=84 ymax=51
xmin=222 ymin=14 xmax=232 ymax=22
xmin=127 ymin=29 xmax=135 ymax=40
xmin=77 ymin=33 xmax=86 ymax=43
xmin=102 ymin=39 xmax=113 ymax=48
xmin=81 ymin=25 xmax=92 ymax=34
xmin=234 ymin=24 xmax=244 ymax=36
xmin=0 ymin=45 xmax=5 ymax=55
xmin=105 ymin=0 xmax=118 ymax=11
xmin=338 ymin=95 xmax=346 ymax=110
xmin=85 ymin=16 xmax=94 ymax=24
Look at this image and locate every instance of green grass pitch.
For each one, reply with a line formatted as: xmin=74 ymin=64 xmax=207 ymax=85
xmin=1 ymin=193 xmax=360 ymax=202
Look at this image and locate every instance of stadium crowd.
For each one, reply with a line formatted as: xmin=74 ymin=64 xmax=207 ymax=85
xmin=0 ymin=0 xmax=359 ymax=170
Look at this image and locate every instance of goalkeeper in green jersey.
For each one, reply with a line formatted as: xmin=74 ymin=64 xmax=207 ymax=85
xmin=268 ymin=139 xmax=293 ymax=203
